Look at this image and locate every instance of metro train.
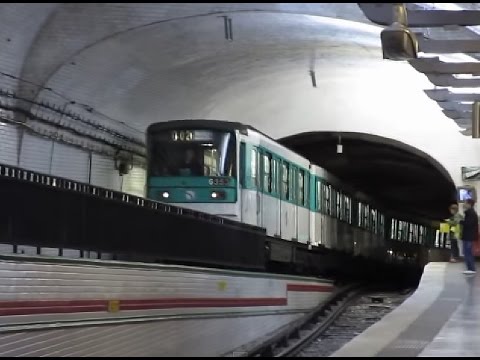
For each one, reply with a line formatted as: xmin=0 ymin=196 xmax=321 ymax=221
xmin=146 ymin=120 xmax=435 ymax=262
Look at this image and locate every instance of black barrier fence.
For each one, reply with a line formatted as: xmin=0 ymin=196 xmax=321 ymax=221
xmin=0 ymin=164 xmax=267 ymax=270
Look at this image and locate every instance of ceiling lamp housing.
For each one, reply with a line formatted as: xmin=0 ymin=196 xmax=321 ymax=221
xmin=381 ymin=3 xmax=419 ymax=60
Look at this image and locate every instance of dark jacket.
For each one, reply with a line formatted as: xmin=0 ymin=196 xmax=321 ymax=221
xmin=461 ymin=208 xmax=479 ymax=242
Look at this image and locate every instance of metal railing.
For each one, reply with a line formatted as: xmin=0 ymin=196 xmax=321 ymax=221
xmin=0 ymin=163 xmax=263 ymax=233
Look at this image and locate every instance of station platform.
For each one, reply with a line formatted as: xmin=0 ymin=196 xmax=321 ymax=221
xmin=331 ymin=261 xmax=480 ymax=357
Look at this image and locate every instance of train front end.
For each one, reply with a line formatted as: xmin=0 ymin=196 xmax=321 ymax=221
xmin=146 ymin=122 xmax=240 ymax=220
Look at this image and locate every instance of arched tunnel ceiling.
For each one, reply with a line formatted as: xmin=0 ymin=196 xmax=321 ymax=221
xmin=28 ymin=10 xmax=382 ymax=131
xmin=281 ymin=132 xmax=456 ymax=220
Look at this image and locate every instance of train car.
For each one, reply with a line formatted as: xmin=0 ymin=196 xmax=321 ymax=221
xmin=146 ymin=119 xmax=435 ymax=263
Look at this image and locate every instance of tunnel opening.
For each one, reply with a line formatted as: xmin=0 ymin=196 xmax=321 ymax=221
xmin=280 ymin=132 xmax=456 ymax=220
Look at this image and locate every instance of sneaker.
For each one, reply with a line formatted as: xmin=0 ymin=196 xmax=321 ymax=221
xmin=463 ymin=270 xmax=476 ymax=274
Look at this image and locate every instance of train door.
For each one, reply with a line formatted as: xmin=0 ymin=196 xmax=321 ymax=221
xmin=280 ymin=162 xmax=297 ymax=241
xmin=260 ymin=151 xmax=280 ymax=237
xmin=309 ymin=172 xmax=318 ymax=246
xmin=291 ymin=166 xmax=299 ymax=241
xmin=313 ymin=177 xmax=324 ymax=246
xmin=296 ymin=169 xmax=310 ymax=244
xmin=273 ymin=157 xmax=282 ymax=237
xmin=324 ymin=183 xmax=332 ymax=249
xmin=240 ymin=144 xmax=261 ymax=227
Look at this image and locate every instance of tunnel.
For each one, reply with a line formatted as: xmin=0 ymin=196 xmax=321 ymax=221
xmin=280 ymin=131 xmax=457 ymax=220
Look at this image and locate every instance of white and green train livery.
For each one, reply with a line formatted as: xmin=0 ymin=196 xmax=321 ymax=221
xmin=146 ymin=120 xmax=433 ymax=253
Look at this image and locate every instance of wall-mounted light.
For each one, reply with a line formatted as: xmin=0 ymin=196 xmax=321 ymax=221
xmin=337 ymin=134 xmax=343 ymax=154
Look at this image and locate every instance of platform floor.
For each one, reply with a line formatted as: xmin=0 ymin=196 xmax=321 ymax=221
xmin=331 ymin=261 xmax=480 ymax=357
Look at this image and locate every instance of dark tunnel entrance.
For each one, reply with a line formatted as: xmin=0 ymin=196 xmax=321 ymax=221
xmin=280 ymin=132 xmax=457 ymax=220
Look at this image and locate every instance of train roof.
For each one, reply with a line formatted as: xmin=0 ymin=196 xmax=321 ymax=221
xmin=147 ymin=120 xmax=250 ymax=134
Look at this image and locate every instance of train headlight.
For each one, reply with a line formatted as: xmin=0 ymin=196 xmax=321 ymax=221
xmin=162 ymin=191 xmax=170 ymax=199
xmin=211 ymin=191 xmax=226 ymax=200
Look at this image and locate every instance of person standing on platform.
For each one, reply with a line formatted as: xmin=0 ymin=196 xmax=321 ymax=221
xmin=460 ymin=199 xmax=478 ymax=275
xmin=447 ymin=203 xmax=463 ymax=263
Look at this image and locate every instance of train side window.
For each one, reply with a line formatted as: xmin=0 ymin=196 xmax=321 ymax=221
xmin=298 ymin=170 xmax=304 ymax=205
xmin=263 ymin=153 xmax=272 ymax=193
xmin=282 ymin=162 xmax=289 ymax=200
xmin=336 ymin=192 xmax=342 ymax=220
xmin=332 ymin=189 xmax=337 ymax=218
xmin=344 ymin=196 xmax=351 ymax=223
xmin=304 ymin=172 xmax=310 ymax=207
xmin=401 ymin=222 xmax=407 ymax=242
xmin=333 ymin=188 xmax=338 ymax=218
xmin=364 ymin=204 xmax=370 ymax=230
xmin=290 ymin=166 xmax=296 ymax=203
xmin=358 ymin=203 xmax=363 ymax=227
xmin=331 ymin=188 xmax=336 ymax=217
xmin=361 ymin=204 xmax=365 ymax=229
xmin=324 ymin=184 xmax=331 ymax=215
xmin=379 ymin=214 xmax=384 ymax=236
xmin=240 ymin=142 xmax=246 ymax=187
xmin=391 ymin=219 xmax=396 ymax=239
xmin=251 ymin=148 xmax=258 ymax=188
xmin=371 ymin=209 xmax=377 ymax=234
xmin=271 ymin=157 xmax=277 ymax=194
xmin=316 ymin=180 xmax=322 ymax=211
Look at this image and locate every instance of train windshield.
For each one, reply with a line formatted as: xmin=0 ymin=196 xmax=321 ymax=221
xmin=148 ymin=129 xmax=236 ymax=177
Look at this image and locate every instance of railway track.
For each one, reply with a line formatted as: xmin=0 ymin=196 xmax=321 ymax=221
xmin=228 ymin=283 xmax=412 ymax=357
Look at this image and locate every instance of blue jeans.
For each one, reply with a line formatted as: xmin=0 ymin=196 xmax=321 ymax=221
xmin=463 ymin=241 xmax=476 ymax=271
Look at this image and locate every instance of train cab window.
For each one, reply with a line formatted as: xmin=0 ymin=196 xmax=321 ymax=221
xmin=298 ymin=170 xmax=304 ymax=205
xmin=263 ymin=153 xmax=272 ymax=193
xmin=282 ymin=162 xmax=289 ymax=200
xmin=251 ymin=148 xmax=258 ymax=188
